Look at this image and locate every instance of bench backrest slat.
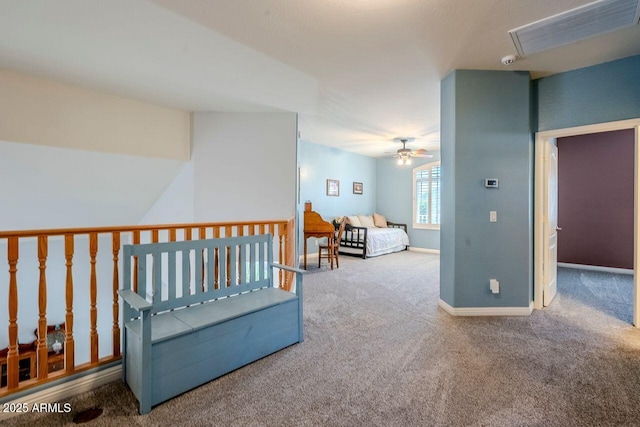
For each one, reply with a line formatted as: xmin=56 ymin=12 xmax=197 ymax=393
xmin=123 ymin=234 xmax=274 ymax=315
xmin=168 ymin=250 xmax=176 ymax=299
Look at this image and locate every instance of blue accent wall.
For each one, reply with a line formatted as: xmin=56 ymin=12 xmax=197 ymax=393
xmin=440 ymin=70 xmax=532 ymax=308
xmin=376 ymin=155 xmax=441 ymax=250
xmin=536 ymin=54 xmax=640 ymax=132
xmin=298 ymin=140 xmax=377 ymax=252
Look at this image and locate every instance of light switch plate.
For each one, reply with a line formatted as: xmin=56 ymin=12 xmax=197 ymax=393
xmin=490 ymin=211 xmax=497 ymax=222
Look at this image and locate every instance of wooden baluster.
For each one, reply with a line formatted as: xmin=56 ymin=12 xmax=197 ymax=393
xmin=152 ymin=230 xmax=159 ymax=244
xmin=285 ymin=218 xmax=296 ymax=291
xmin=268 ymin=224 xmax=277 ymax=285
xmin=6 ymin=237 xmax=19 ymax=389
xmin=238 ymin=225 xmax=245 ymax=237
xmin=259 ymin=224 xmax=265 ymax=235
xmin=64 ymin=235 xmax=75 ymax=372
xmin=133 ymin=231 xmax=140 ymax=293
xmin=169 ymin=229 xmax=177 ymax=242
xmin=89 ymin=233 xmax=99 ymax=364
xmin=185 ymin=228 xmax=192 ymax=241
xmin=112 ymin=232 xmax=121 ymax=358
xmin=248 ymin=224 xmax=255 ymax=236
xmin=225 ymin=225 xmax=232 ymax=238
xmin=37 ymin=236 xmax=48 ymax=379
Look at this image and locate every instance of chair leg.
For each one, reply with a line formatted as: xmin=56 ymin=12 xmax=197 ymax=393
xmin=335 ymin=248 xmax=339 ymax=268
xmin=318 ymin=247 xmax=321 ymax=268
xmin=329 ymin=247 xmax=334 ymax=270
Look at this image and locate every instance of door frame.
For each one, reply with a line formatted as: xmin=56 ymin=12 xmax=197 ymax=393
xmin=534 ymin=118 xmax=640 ymax=326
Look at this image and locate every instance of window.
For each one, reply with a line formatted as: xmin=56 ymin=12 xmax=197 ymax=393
xmin=413 ymin=162 xmax=441 ymax=229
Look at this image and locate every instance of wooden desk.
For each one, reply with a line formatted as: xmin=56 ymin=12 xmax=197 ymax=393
xmin=303 ymin=210 xmax=335 ymax=269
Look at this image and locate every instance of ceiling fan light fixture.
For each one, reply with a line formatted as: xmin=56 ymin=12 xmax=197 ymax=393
xmin=392 ymin=137 xmax=422 ymax=166
xmin=397 ymin=154 xmax=412 ymax=166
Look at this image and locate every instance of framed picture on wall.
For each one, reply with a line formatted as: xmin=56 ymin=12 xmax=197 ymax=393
xmin=326 ymin=179 xmax=340 ymax=196
xmin=353 ymin=182 xmax=363 ymax=195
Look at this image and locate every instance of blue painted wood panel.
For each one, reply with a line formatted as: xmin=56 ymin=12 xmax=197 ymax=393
xmin=149 ymin=301 xmax=299 ymax=405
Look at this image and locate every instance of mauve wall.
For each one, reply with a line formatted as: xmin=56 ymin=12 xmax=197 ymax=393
xmin=557 ymin=129 xmax=634 ymax=269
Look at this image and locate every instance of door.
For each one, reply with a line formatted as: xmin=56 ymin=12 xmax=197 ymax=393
xmin=543 ymin=139 xmax=559 ymax=306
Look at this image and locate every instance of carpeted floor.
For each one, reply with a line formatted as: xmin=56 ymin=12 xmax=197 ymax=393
xmin=4 ymin=253 xmax=640 ymax=426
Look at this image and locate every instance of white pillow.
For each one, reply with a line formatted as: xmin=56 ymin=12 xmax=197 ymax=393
xmin=347 ymin=215 xmax=361 ymax=227
xmin=358 ymin=214 xmax=376 ymax=228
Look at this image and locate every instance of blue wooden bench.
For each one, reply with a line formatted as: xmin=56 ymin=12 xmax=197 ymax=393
xmin=118 ymin=234 xmax=304 ymax=414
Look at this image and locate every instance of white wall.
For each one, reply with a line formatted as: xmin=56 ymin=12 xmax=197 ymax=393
xmin=0 ymin=70 xmax=191 ymax=160
xmin=139 ymin=162 xmax=195 ymax=225
xmin=0 ymin=140 xmax=186 ymax=230
xmin=192 ymin=112 xmax=298 ymax=222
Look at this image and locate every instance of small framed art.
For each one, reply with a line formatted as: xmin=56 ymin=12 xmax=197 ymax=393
xmin=353 ymin=182 xmax=363 ymax=195
xmin=326 ymin=179 xmax=340 ymax=196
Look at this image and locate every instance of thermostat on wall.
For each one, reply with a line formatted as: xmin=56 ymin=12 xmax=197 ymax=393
xmin=485 ymin=178 xmax=499 ymax=188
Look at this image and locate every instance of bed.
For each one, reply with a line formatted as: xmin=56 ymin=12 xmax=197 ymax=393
xmin=337 ymin=214 xmax=409 ymax=258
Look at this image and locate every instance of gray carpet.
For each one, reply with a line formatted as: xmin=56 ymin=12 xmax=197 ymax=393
xmin=4 ymin=254 xmax=640 ymax=426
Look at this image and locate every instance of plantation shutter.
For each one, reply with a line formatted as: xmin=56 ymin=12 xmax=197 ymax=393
xmin=431 ymin=166 xmax=441 ymax=225
xmin=415 ymin=170 xmax=430 ymax=224
xmin=414 ymin=164 xmax=441 ymax=226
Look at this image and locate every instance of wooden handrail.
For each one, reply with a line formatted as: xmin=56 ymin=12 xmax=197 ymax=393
xmin=0 ymin=220 xmax=290 ymax=238
xmin=0 ymin=218 xmax=296 ymax=397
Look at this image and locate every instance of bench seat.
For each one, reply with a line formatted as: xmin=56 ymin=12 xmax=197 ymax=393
xmin=125 ymin=288 xmax=298 ymax=344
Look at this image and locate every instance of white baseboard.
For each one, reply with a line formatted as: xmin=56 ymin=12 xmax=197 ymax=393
xmin=557 ymin=262 xmax=634 ymax=275
xmin=0 ymin=364 xmax=122 ymax=421
xmin=408 ymin=247 xmax=440 ymax=255
xmin=438 ymin=299 xmax=533 ymax=316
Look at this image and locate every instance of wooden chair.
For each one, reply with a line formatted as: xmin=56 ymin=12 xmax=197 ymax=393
xmin=318 ymin=219 xmax=347 ymax=270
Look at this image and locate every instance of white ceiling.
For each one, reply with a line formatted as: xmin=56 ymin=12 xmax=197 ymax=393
xmin=1 ymin=0 xmax=639 ymax=157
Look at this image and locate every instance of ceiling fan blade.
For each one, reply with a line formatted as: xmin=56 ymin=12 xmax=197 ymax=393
xmin=411 ymin=148 xmax=433 ymax=158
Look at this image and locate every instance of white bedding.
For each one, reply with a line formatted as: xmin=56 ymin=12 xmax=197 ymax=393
xmin=342 ymin=227 xmax=409 ymax=258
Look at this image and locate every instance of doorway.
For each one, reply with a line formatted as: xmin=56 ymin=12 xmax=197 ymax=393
xmin=534 ymin=118 xmax=640 ymax=327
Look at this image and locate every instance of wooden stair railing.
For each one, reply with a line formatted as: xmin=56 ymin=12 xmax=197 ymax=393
xmin=0 ymin=219 xmax=295 ymax=397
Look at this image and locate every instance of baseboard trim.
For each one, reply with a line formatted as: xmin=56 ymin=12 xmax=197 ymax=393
xmin=408 ymin=247 xmax=440 ymax=255
xmin=0 ymin=363 xmax=121 ymax=421
xmin=438 ymin=299 xmax=533 ymax=316
xmin=557 ymin=262 xmax=634 ymax=275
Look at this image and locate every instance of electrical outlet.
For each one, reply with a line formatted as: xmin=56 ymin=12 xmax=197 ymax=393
xmin=490 ymin=279 xmax=499 ymax=294
xmin=490 ymin=211 xmax=497 ymax=222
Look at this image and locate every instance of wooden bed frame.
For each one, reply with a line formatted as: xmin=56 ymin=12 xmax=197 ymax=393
xmin=337 ymin=221 xmax=408 ymax=259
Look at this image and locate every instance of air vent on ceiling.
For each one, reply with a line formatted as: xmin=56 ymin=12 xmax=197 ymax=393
xmin=509 ymin=0 xmax=640 ymax=57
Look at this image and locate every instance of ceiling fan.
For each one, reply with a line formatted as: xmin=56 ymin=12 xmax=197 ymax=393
xmin=390 ymin=137 xmax=433 ymax=165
